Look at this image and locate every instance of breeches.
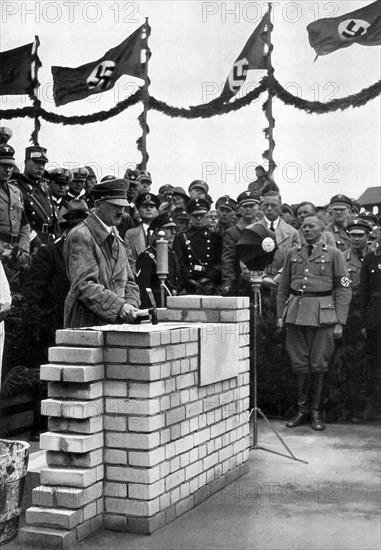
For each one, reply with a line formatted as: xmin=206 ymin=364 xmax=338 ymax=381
xmin=285 ymin=325 xmax=335 ymax=373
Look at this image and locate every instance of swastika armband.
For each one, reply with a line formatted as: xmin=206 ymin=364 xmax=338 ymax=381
xmin=334 ymin=276 xmax=351 ymax=288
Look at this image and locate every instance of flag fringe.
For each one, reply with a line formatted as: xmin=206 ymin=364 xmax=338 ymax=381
xmin=0 ymin=76 xmax=380 ymax=124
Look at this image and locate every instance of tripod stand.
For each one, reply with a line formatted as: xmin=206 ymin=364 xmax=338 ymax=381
xmin=249 ymin=271 xmax=308 ymax=464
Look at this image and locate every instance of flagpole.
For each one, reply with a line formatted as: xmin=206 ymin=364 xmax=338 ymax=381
xmin=137 ymin=18 xmax=151 ymax=171
xmin=30 ymin=36 xmax=41 ymax=145
xmin=265 ymin=4 xmax=276 ymax=179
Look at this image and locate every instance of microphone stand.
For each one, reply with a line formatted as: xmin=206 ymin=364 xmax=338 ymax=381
xmin=156 ymin=231 xmax=169 ymax=307
xmin=249 ymin=271 xmax=308 ymax=464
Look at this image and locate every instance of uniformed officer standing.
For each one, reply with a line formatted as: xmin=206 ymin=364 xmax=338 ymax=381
xmin=342 ymin=218 xmax=373 ymax=422
xmin=0 ymin=144 xmax=30 ymax=279
xmin=173 ymin=198 xmax=222 ymax=294
xmin=277 ymin=215 xmax=351 ymax=431
xmin=325 ymin=194 xmax=352 ymax=252
xmin=48 ymin=168 xmax=71 ymax=220
xmin=213 ymin=195 xmax=237 ymax=235
xmin=14 ymin=146 xmax=57 ymax=248
xmin=64 ymin=167 xmax=88 ymax=204
xmin=136 ymin=213 xmax=180 ymax=308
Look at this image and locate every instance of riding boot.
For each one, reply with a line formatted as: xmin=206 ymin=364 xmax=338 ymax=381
xmin=311 ymin=372 xmax=326 ymax=431
xmin=286 ymin=373 xmax=310 ymax=428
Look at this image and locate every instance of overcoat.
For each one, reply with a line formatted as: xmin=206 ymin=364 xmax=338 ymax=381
xmin=256 ymin=217 xmax=300 ymax=277
xmin=64 ymin=213 xmax=140 ymax=328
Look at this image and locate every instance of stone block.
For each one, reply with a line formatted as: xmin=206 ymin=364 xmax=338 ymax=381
xmin=106 ymin=431 xmax=160 ymax=450
xmin=128 ymin=380 xmax=165 ymax=398
xmin=103 ymin=380 xmax=128 ymax=397
xmin=26 ymin=506 xmax=82 ymax=530
xmin=106 ymin=364 xmax=162 ymax=381
xmin=166 ymin=344 xmax=186 ymax=360
xmin=128 ymin=347 xmax=166 ymax=364
xmin=55 ymin=329 xmax=104 ymax=347
xmin=166 ymin=296 xmax=201 ymax=308
xmin=33 ymin=482 xmax=103 ymax=509
xmin=46 ymin=448 xmax=103 ymax=468
xmin=220 ymin=309 xmax=250 ymax=323
xmin=104 ymin=347 xmax=128 ymax=363
xmin=49 ymin=346 xmax=103 ymax=364
xmin=48 ymin=416 xmax=103 ymax=434
xmin=128 ymin=414 xmax=165 ymax=432
xmin=40 ymin=432 xmax=103 ymax=454
xmin=48 ymin=381 xmax=103 ymax=400
xmin=41 ymin=398 xmax=103 ymax=419
xmin=18 ymin=525 xmax=77 ymax=549
xmin=106 ymin=330 xmax=161 ymax=347
xmin=41 ymin=467 xmax=98 ymax=487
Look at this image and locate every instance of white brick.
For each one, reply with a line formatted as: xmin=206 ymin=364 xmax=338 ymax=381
xmin=175 ymin=434 xmax=194 ymax=455
xmin=48 ymin=416 xmax=103 ymax=434
xmin=56 ymin=329 xmax=104 ymax=347
xmin=166 ymin=344 xmax=186 ymax=360
xmin=129 ymin=447 xmax=165 ymax=467
xmin=104 ymin=482 xmax=127 ymax=497
xmin=49 ymin=346 xmax=103 ymax=364
xmin=180 ymin=328 xmax=191 ymax=343
xmin=160 ymin=362 xmax=171 ymax=378
xmin=41 ymin=398 xmax=103 ymax=419
xmin=220 ymin=309 xmax=250 ymax=323
xmin=106 ymin=363 xmax=162 ymax=381
xmin=106 ymin=330 xmax=161 ymax=347
xmin=169 ymin=330 xmax=182 ymax=344
xmin=185 ymin=400 xmax=203 ymax=418
xmin=26 ymin=506 xmax=81 ymax=530
xmin=129 ymin=479 xmax=165 ymax=500
xmin=105 ymin=497 xmax=159 ymax=517
xmin=128 ymin=414 xmax=165 ymax=432
xmin=83 ymin=500 xmax=97 ymax=521
xmin=19 ymin=526 xmax=77 ymax=548
xmin=176 ymin=373 xmax=195 ymax=390
xmin=166 ymin=406 xmax=185 ymax=426
xmin=129 ymin=347 xmax=166 ymax=364
xmin=104 ymin=348 xmax=128 ymax=363
xmin=46 ymin=448 xmax=103 ymax=468
xmin=103 ymin=380 xmax=128 ymax=397
xmin=129 ymin=380 xmax=165 ymax=398
xmin=48 ymin=381 xmax=103 ymax=400
xmin=186 ymin=342 xmax=198 ymax=356
xmin=106 ymin=431 xmax=160 ymax=450
xmin=106 ymin=465 xmax=160 ymax=484
xmin=165 ymin=469 xmax=185 ymax=491
xmin=201 ymin=296 xmax=247 ymax=309
xmin=105 ymin=398 xmax=160 ymax=416
xmin=104 ymin=448 xmax=127 ymax=465
xmin=41 ymin=467 xmax=97 ymax=487
xmin=41 ymin=431 xmax=103 ymax=453
xmin=166 ymin=296 xmax=201 ymax=308
xmin=157 ymin=309 xmax=183 ymax=321
xmin=104 ymin=414 xmax=127 ymax=431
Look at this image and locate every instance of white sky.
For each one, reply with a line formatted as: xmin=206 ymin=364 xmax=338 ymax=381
xmin=1 ymin=0 xmax=380 ymax=206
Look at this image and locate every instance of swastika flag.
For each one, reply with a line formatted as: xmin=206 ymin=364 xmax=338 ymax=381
xmin=52 ymin=24 xmax=149 ymax=106
xmin=0 ymin=36 xmax=41 ymax=96
xmin=216 ymin=11 xmax=271 ymax=103
xmin=307 ymin=0 xmax=381 ymax=57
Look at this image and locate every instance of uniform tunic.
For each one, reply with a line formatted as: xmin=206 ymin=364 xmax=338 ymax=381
xmin=173 ymin=226 xmax=222 ymax=293
xmin=221 ymin=222 xmax=250 ymax=295
xmin=13 ymin=174 xmax=57 ymax=246
xmin=0 ymin=181 xmax=30 ymax=259
xmin=277 ymin=241 xmax=351 ymax=373
xmin=325 ymin=222 xmax=350 ymax=252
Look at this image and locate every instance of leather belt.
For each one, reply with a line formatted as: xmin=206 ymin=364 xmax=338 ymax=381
xmin=290 ymin=289 xmax=332 ymax=298
xmin=0 ymin=232 xmax=20 ymax=245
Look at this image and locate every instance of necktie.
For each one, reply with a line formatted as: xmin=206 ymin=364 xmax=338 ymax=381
xmin=307 ymin=244 xmax=313 ymax=257
xmin=270 ymin=222 xmax=275 ymax=232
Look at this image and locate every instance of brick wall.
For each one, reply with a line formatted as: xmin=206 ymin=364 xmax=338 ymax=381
xmin=20 ymin=296 xmax=250 ymax=548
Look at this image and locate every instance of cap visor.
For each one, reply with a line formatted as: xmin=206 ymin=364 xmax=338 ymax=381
xmin=0 ymin=159 xmax=15 ymax=165
xmin=190 ymin=209 xmax=208 ymax=215
xmin=104 ymin=198 xmax=129 ymax=206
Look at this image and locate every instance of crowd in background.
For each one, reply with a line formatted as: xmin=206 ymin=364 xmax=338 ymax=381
xmin=0 ymin=125 xmax=380 ymax=439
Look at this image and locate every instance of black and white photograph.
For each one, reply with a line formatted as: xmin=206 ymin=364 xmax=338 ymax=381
xmin=0 ymin=1 xmax=380 ymax=548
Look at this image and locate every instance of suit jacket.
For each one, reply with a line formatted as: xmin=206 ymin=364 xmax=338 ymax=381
xmin=64 ymin=213 xmax=140 ymax=328
xmin=124 ymin=224 xmax=148 ymax=275
xmin=257 ymin=218 xmax=300 ymax=277
xmin=277 ymin=241 xmax=351 ymax=327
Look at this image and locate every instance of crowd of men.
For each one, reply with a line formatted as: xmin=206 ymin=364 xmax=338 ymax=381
xmin=0 ymin=125 xmax=380 ymax=439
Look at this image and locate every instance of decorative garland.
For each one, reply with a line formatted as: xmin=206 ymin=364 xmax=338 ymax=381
xmin=1 ymin=76 xmax=379 ymax=125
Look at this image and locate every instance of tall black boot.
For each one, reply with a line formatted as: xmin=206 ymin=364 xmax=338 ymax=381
xmin=311 ymin=372 xmax=326 ymax=431
xmin=286 ymin=373 xmax=310 ymax=428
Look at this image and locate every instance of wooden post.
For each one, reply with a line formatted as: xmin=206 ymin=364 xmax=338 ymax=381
xmin=265 ymin=4 xmax=276 ymax=179
xmin=30 ymin=35 xmax=41 ymax=146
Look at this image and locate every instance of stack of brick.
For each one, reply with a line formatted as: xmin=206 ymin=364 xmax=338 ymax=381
xmin=19 ymin=330 xmax=105 ymax=548
xmin=20 ymin=295 xmax=251 ymax=547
